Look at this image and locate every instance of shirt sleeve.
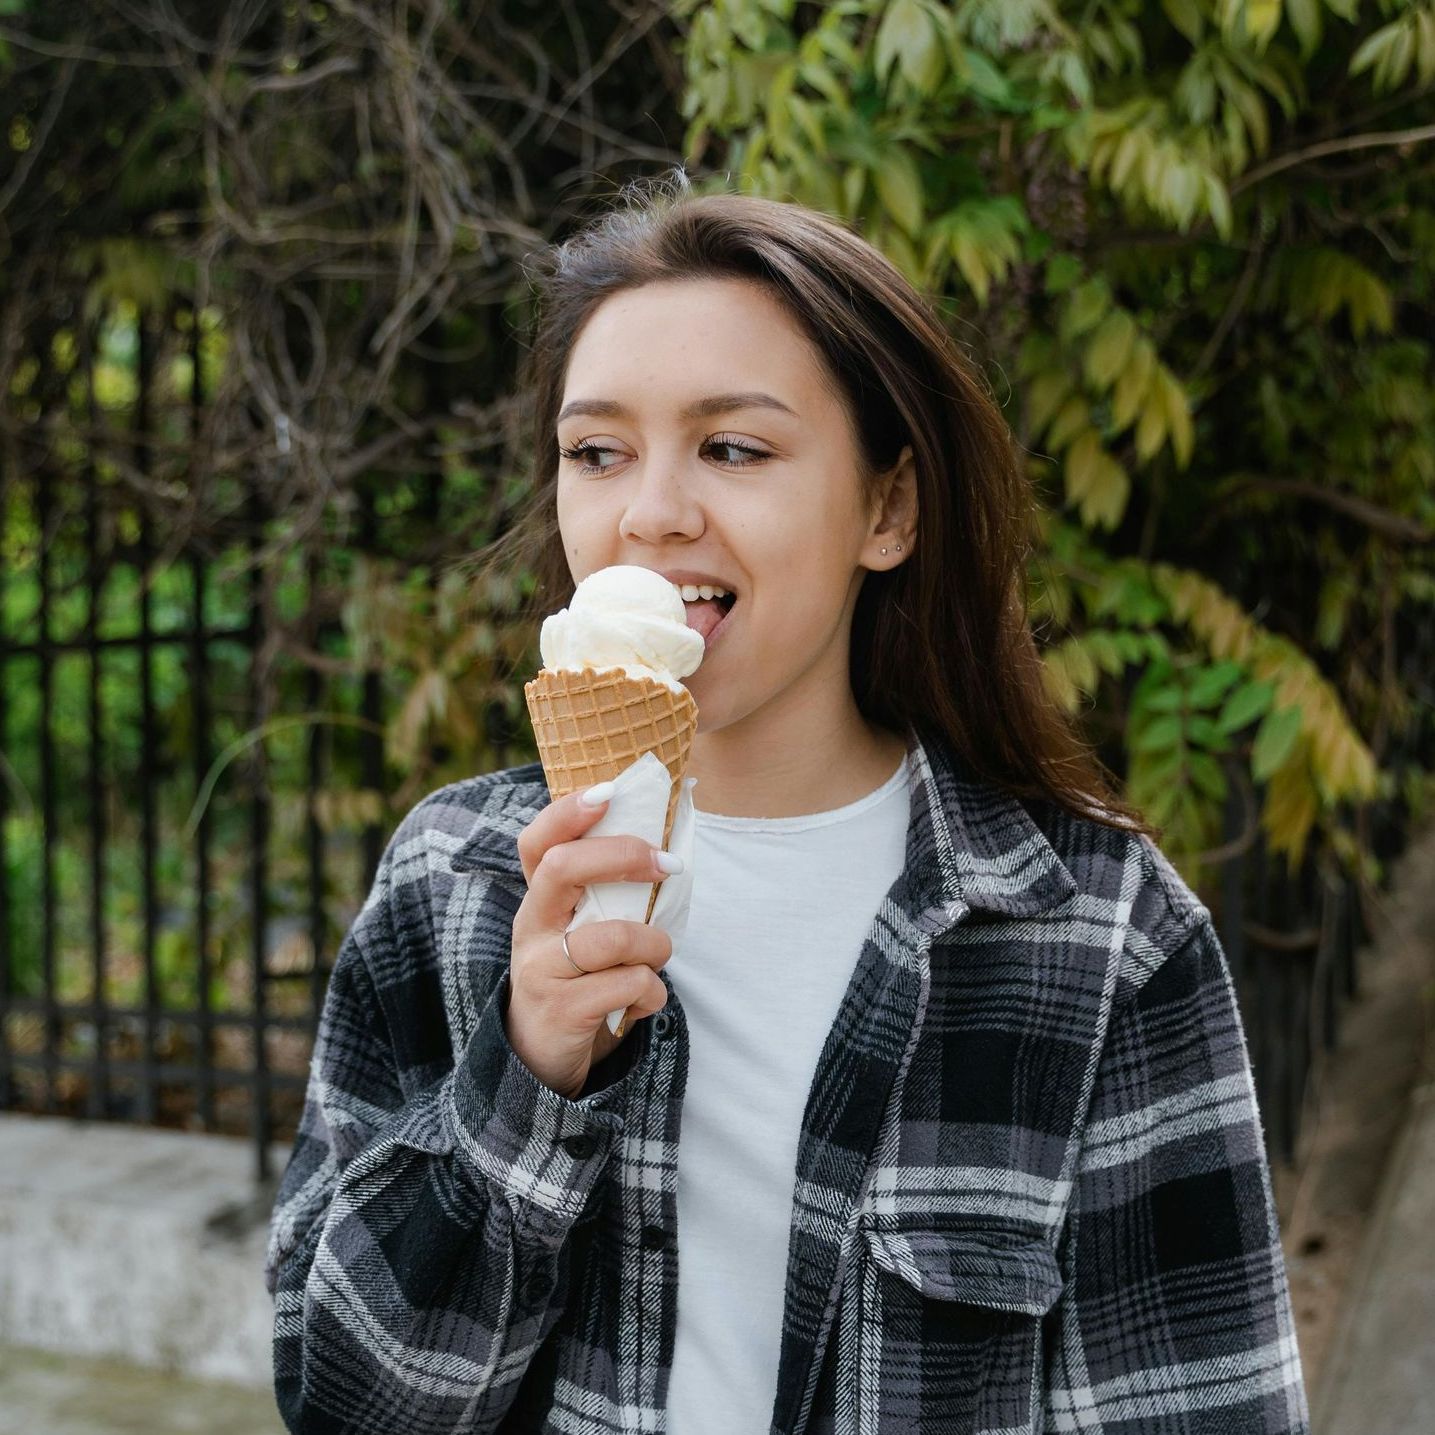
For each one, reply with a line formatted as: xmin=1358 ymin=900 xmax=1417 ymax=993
xmin=264 ymin=813 xmax=649 ymax=1434
xmin=1044 ymin=915 xmax=1312 ymax=1433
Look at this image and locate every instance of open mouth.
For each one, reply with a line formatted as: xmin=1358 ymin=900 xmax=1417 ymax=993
xmin=682 ymin=591 xmax=737 ymax=645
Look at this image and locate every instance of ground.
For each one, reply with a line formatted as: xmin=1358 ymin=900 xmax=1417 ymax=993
xmin=1273 ymin=815 xmax=1435 ymax=1410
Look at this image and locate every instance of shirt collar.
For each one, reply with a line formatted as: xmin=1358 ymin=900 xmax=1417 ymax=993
xmin=448 ymin=723 xmax=1076 ymax=925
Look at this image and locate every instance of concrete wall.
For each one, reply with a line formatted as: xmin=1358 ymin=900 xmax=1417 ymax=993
xmin=0 ymin=1113 xmax=290 ymax=1389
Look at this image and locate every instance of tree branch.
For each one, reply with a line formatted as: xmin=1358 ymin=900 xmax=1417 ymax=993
xmin=1211 ymin=476 xmax=1434 ymax=545
xmin=1232 ymin=121 xmax=1435 ymax=194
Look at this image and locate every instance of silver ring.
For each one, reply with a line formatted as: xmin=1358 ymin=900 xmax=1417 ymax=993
xmin=561 ymin=928 xmax=590 ymax=975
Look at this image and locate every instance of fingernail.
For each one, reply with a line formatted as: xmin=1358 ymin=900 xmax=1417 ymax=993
xmin=580 ymin=780 xmax=615 ymax=807
xmin=654 ymin=849 xmax=684 ymax=874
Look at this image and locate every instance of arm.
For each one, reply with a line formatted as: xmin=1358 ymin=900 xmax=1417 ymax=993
xmin=265 ymin=817 xmax=646 ymax=1434
xmin=1044 ymin=916 xmax=1311 ymax=1433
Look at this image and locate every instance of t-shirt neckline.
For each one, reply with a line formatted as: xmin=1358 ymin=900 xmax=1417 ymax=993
xmin=692 ymin=750 xmax=910 ymax=834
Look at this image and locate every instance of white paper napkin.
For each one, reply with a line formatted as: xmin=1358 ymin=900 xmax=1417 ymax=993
xmin=564 ymin=749 xmax=695 ymax=1036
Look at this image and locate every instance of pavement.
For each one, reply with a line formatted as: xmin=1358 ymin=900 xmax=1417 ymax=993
xmin=0 ymin=1345 xmax=284 ymax=1435
xmin=1313 ymin=1077 xmax=1435 ymax=1433
xmin=0 ymin=1113 xmax=284 ymax=1387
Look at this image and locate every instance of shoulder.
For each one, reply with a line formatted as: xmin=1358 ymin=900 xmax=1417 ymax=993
xmin=1024 ymin=795 xmax=1212 ymax=999
xmin=391 ymin=758 xmax=549 ymax=852
xmin=345 ymin=759 xmax=548 ymax=988
xmin=352 ymin=760 xmax=547 ymax=939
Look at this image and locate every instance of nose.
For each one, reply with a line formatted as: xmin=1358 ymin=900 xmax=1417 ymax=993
xmin=616 ymin=455 xmax=705 ymax=545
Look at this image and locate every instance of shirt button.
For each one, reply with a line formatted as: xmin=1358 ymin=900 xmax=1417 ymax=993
xmin=562 ymin=1133 xmax=597 ymax=1160
xmin=641 ymin=1224 xmax=670 ymax=1251
xmin=652 ymin=1012 xmax=673 ymax=1039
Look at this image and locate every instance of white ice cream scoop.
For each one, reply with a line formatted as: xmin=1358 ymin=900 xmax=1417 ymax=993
xmin=538 ymin=565 xmax=705 ymax=691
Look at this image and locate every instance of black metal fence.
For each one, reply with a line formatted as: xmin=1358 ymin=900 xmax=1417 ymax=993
xmin=1 ymin=311 xmax=1430 ymax=1184
xmin=0 ymin=305 xmax=502 ymax=1182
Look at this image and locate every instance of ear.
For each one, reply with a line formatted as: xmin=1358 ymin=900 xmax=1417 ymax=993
xmin=862 ymin=444 xmax=917 ymax=570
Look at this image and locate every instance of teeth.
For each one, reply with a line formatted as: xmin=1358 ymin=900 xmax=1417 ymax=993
xmin=678 ymin=583 xmax=730 ymax=601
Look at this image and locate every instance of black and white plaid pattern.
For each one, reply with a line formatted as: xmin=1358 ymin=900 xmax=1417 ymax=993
xmin=266 ymin=724 xmax=1310 ymax=1433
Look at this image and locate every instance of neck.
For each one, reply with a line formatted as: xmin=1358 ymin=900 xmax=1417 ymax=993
xmin=686 ymin=663 xmax=907 ymax=820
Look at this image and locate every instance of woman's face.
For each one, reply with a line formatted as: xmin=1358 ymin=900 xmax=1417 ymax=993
xmin=554 ymin=276 xmax=912 ymax=735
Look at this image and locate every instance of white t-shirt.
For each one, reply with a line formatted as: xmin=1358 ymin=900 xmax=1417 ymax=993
xmin=663 ymin=750 xmax=912 ymax=1432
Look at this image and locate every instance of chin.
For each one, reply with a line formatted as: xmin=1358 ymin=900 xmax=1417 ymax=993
xmin=685 ymin=681 xmax=729 ymax=734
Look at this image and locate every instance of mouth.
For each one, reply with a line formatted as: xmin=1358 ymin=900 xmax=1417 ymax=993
xmin=681 ymin=590 xmax=737 ymax=648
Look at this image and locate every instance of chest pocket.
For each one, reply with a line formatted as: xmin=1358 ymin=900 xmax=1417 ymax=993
xmin=852 ymin=1219 xmax=1065 ymax=1435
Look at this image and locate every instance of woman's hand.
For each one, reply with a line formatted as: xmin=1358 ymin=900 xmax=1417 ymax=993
xmin=506 ymin=786 xmax=678 ymax=1100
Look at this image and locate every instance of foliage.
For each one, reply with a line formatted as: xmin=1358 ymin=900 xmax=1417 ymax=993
xmin=674 ymin=0 xmax=1434 ymax=885
xmin=2 ymin=0 xmax=1432 ymax=1030
xmin=0 ymin=1 xmax=686 ymax=1005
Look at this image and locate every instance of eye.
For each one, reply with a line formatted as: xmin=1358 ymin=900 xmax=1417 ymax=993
xmin=556 ymin=434 xmax=773 ymax=475
xmin=704 ymin=435 xmax=769 ymax=468
xmin=557 ymin=441 xmax=624 ymax=474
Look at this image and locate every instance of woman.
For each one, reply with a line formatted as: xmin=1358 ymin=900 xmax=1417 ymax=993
xmin=265 ymin=170 xmax=1310 ymax=1434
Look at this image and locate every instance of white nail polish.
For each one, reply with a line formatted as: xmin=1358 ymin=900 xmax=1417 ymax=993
xmin=654 ymin=850 xmax=684 ymax=874
xmin=580 ymin=780 xmax=616 ymax=807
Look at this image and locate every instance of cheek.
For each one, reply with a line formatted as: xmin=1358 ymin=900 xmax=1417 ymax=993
xmin=556 ymin=482 xmax=612 ymax=561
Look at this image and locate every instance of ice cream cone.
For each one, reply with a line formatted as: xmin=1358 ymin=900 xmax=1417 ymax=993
xmin=524 ymin=664 xmax=698 ymax=923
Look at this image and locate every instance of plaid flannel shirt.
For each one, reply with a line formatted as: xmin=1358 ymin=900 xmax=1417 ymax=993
xmin=265 ymin=723 xmax=1310 ymax=1434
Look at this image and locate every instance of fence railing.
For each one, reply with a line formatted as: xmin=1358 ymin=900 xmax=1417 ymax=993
xmin=0 ymin=307 xmax=419 ymax=1181
xmin=2 ymin=309 xmax=1429 ymax=1183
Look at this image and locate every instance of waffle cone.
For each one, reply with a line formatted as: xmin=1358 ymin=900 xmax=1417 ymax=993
xmin=524 ymin=665 xmax=698 ymax=923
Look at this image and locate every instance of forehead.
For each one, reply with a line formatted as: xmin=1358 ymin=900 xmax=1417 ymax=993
xmin=560 ymin=277 xmax=834 ymax=414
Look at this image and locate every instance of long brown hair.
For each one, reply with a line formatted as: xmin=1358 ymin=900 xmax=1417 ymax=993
xmin=464 ymin=168 xmax=1157 ymax=841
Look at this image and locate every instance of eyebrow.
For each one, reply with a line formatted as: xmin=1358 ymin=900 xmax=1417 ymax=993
xmin=555 ymin=391 xmax=799 ymax=426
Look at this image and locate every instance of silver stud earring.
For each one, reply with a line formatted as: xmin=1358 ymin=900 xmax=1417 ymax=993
xmin=880 ymin=544 xmax=903 ymax=554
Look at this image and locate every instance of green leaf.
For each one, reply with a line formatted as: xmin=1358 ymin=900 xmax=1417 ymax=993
xmin=1111 ymin=337 xmax=1155 ymax=432
xmin=956 ymin=47 xmax=1018 ymax=108
xmin=842 ymin=162 xmax=866 ymax=214
xmin=1316 ymin=573 xmax=1354 ymax=650
xmin=1061 ymin=278 xmax=1110 ymax=342
xmin=1064 ymin=430 xmax=1104 ymax=502
xmin=1161 ymin=0 xmax=1205 ymax=44
xmin=1186 ymin=714 xmax=1223 ymax=746
xmin=1084 ymin=310 xmax=1137 ymax=390
xmin=1204 ymin=174 xmax=1234 ymax=240
xmin=875 ymin=146 xmax=925 ymax=235
xmin=1350 ymin=25 xmax=1398 ymax=82
xmin=1134 ymin=389 xmax=1168 ymax=461
xmin=1286 ymin=0 xmax=1322 ymax=58
xmin=1188 ymin=660 xmax=1244 ymax=708
xmin=1188 ymin=751 xmax=1229 ymax=801
xmin=1134 ymin=713 xmax=1184 ymax=752
xmin=1251 ymin=704 xmax=1303 ymax=780
xmin=1025 ymin=371 xmax=1073 ymax=436
xmin=1046 ymin=400 xmax=1092 ymax=451
xmin=1160 ymin=368 xmax=1195 ymax=467
xmin=1217 ymin=679 xmax=1275 ymax=735
xmin=874 ymin=0 xmax=944 ymax=93
xmin=786 ymin=95 xmax=828 ymax=157
xmin=1045 ymin=253 xmax=1083 ymax=294
xmin=1146 ymin=684 xmax=1188 ymax=713
xmin=1082 ymin=452 xmax=1130 ymax=530
xmin=799 ymin=60 xmax=851 ymax=116
xmin=1246 ymin=0 xmax=1283 ymax=49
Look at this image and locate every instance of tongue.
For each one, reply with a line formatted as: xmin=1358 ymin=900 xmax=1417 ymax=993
xmin=683 ymin=597 xmax=727 ymax=641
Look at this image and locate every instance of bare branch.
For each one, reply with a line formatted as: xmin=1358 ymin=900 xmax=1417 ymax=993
xmin=1212 ymin=477 xmax=1434 ymax=546
xmin=1233 ymin=121 xmax=1435 ymax=194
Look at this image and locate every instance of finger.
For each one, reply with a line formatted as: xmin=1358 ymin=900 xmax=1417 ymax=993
xmin=526 ymin=834 xmax=677 ymax=932
xmin=516 ymin=782 xmax=618 ymax=884
xmin=562 ymin=964 xmax=667 ymax=1032
xmin=553 ymin=919 xmax=672 ymax=979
